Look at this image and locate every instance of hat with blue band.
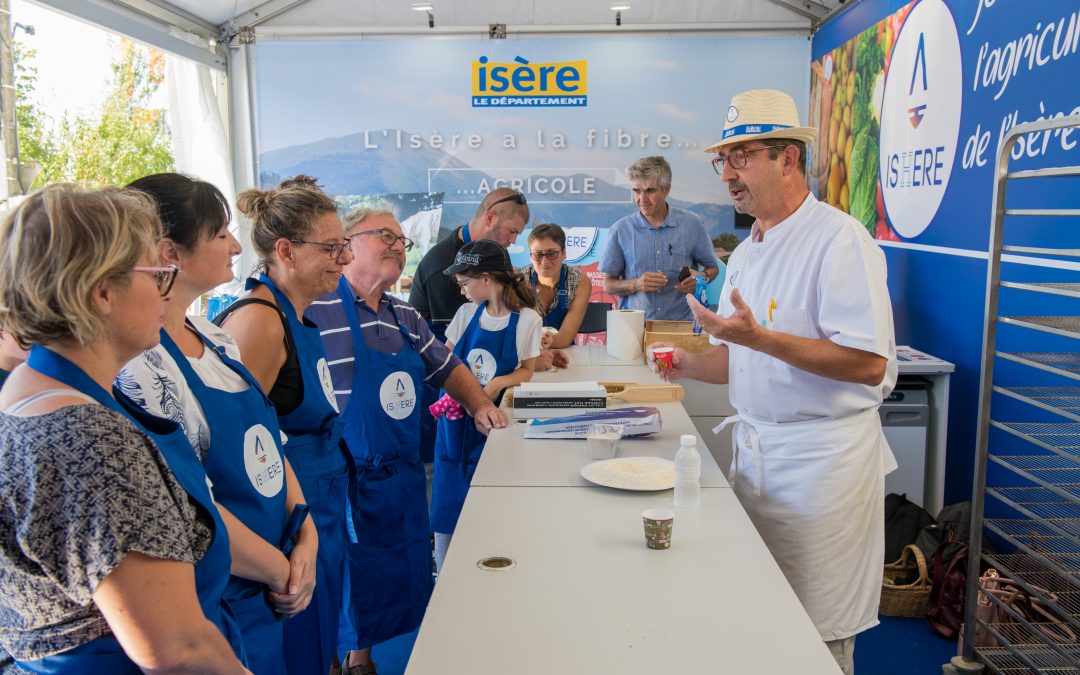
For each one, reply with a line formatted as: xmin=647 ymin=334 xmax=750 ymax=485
xmin=703 ymin=89 xmax=818 ymax=154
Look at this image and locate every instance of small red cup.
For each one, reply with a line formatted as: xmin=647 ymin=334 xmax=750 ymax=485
xmin=652 ymin=347 xmax=674 ymax=371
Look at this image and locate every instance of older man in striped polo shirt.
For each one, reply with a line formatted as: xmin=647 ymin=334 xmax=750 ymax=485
xmin=306 ymin=207 xmax=505 ymax=675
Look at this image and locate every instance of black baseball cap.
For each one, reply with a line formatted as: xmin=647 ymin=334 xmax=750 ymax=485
xmin=443 ymin=239 xmax=513 ymax=276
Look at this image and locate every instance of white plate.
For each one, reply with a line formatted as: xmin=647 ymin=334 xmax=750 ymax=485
xmin=580 ymin=457 xmax=675 ymax=491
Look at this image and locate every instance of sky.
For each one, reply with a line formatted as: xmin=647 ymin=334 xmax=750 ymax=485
xmin=12 ymin=1 xmax=157 ymax=124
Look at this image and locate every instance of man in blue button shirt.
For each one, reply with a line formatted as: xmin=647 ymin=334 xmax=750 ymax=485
xmin=600 ymin=156 xmax=719 ymax=320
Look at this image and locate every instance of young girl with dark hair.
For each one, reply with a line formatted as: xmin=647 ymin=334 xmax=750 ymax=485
xmin=430 ymin=239 xmax=541 ymax=571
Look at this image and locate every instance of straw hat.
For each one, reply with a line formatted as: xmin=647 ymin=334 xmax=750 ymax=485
xmin=703 ymin=89 xmax=818 ymax=154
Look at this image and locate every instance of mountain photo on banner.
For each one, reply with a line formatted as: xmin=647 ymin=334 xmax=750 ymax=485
xmin=333 ymin=190 xmax=444 ymax=284
xmin=251 ymin=37 xmax=809 ymax=253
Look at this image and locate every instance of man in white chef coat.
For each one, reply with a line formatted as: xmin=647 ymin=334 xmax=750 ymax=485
xmin=651 ymin=88 xmax=897 ymax=675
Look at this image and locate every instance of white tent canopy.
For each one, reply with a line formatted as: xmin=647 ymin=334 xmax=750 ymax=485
xmin=32 ymin=0 xmax=848 ymax=69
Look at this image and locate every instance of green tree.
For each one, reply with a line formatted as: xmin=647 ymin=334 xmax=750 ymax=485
xmin=16 ymin=38 xmax=173 ymax=189
xmin=13 ymin=44 xmax=55 ymax=176
xmin=712 ymin=233 xmax=740 ymax=262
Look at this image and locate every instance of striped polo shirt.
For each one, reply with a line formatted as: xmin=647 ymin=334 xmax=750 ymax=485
xmin=306 ymin=288 xmax=462 ymax=413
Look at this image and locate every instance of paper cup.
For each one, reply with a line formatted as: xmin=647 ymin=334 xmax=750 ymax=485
xmin=586 ymin=423 xmax=623 ymax=460
xmin=642 ymin=508 xmax=674 ymax=550
xmin=652 ymin=347 xmax=675 ymax=372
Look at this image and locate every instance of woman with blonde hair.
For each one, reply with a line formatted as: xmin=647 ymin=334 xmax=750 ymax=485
xmin=215 ymin=175 xmax=351 ymax=675
xmin=0 ymin=185 xmax=247 ymax=673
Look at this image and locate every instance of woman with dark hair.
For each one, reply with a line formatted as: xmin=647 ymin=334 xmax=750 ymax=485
xmin=0 ymin=185 xmax=247 ymax=673
xmin=518 ymin=223 xmax=590 ymax=348
xmin=118 ymin=173 xmax=316 ymax=675
xmin=215 ymin=175 xmax=352 ymax=675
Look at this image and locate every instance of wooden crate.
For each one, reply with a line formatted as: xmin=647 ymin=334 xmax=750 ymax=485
xmin=643 ymin=320 xmax=712 ymax=353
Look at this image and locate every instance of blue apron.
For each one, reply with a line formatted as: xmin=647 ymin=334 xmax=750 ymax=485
xmin=159 ymin=325 xmax=292 ymax=675
xmin=430 ymin=303 xmax=519 ymax=534
xmin=532 ymin=265 xmax=570 ymax=329
xmin=248 ymin=274 xmax=348 ymax=675
xmin=19 ymin=346 xmax=242 ymax=673
xmin=333 ymin=279 xmax=433 ymax=650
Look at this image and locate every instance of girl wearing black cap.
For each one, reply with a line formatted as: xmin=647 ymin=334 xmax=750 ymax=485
xmin=430 ymin=240 xmax=542 ymax=571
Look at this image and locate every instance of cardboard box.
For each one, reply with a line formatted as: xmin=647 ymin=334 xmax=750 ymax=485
xmin=643 ymin=320 xmax=711 ymax=353
xmin=511 ymin=381 xmax=607 ymax=419
xmin=522 ymin=406 xmax=662 ymax=439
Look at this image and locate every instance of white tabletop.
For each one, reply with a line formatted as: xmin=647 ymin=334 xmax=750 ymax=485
xmin=481 ymin=363 xmax=730 ymax=488
xmin=407 ymin=487 xmax=839 ymax=675
xmin=477 ymin=402 xmax=729 ymax=488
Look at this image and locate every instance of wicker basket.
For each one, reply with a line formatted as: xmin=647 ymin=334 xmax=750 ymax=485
xmin=880 ymin=544 xmax=932 ymax=617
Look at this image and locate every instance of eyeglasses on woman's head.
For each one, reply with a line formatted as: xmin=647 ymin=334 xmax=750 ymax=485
xmin=290 ymin=238 xmax=352 ymax=259
xmin=133 ymin=264 xmax=179 ymax=297
xmin=352 ymin=228 xmax=415 ymax=252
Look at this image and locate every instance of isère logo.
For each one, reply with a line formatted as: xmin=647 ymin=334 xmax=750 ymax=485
xmin=472 ymin=56 xmax=587 ymax=107
xmin=878 ymin=0 xmax=962 ymax=239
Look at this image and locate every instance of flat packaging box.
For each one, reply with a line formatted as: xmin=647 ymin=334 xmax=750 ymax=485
xmin=522 ymin=406 xmax=662 ymax=439
xmin=512 ymin=381 xmax=607 ymax=419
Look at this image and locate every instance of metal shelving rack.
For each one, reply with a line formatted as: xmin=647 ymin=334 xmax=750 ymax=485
xmin=957 ymin=115 xmax=1080 ymax=674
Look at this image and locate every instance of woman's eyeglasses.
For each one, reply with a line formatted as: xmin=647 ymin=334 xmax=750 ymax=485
xmin=352 ymin=228 xmax=415 ymax=252
xmin=711 ymin=144 xmax=789 ymax=173
xmin=133 ymin=265 xmax=179 ymax=297
xmin=486 ymin=191 xmax=527 ymax=211
xmin=530 ymin=249 xmax=561 ymax=262
xmin=290 ymin=238 xmax=352 ymax=260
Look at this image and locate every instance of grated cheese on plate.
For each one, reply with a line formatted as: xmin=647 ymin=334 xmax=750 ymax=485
xmin=580 ymin=457 xmax=675 ymax=491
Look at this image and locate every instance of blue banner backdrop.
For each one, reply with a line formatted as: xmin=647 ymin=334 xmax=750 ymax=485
xmin=251 ymin=36 xmax=808 ymax=304
xmin=812 ymin=0 xmax=1080 ymax=504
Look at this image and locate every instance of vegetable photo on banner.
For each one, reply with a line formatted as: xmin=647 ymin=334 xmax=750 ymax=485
xmin=848 ymin=27 xmax=885 ymax=235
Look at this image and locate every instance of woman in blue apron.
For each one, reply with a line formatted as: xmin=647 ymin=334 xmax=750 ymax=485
xmin=334 ymin=276 xmax=433 ymax=672
xmin=215 ymin=176 xmax=353 ymax=675
xmin=119 ymin=174 xmax=317 ymax=675
xmin=0 ymin=186 xmax=246 ymax=673
xmin=520 ymin=224 xmax=589 ymax=344
xmin=431 ymin=240 xmax=543 ymax=570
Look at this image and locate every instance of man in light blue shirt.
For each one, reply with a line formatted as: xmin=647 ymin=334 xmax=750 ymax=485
xmin=600 ymin=156 xmax=720 ymax=320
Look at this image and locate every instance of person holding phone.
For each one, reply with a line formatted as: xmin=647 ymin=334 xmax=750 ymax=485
xmin=601 ymin=156 xmax=719 ymax=320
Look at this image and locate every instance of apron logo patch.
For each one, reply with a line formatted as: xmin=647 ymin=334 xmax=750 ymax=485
xmin=243 ymin=424 xmax=284 ymax=498
xmin=380 ymin=370 xmax=417 ymax=420
xmin=316 ymin=358 xmax=340 ymax=413
xmin=467 ymin=348 xmax=498 ymax=385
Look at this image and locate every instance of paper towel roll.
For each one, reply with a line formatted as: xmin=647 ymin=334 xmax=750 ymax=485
xmin=606 ymin=309 xmax=645 ymax=361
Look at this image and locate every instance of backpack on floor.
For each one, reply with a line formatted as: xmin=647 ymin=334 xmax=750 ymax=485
xmin=915 ymin=501 xmax=971 ymax=574
xmin=884 ymin=493 xmax=936 ymax=563
xmin=926 ymin=541 xmax=970 ymax=640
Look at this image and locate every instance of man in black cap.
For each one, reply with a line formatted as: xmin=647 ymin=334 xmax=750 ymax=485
xmin=410 ymin=188 xmax=530 ymax=340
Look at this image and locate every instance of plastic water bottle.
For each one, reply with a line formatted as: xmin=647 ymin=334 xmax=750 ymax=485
xmin=691 ymin=275 xmax=708 ymax=335
xmin=674 ymin=434 xmax=701 ymax=507
xmin=204 ymin=279 xmax=243 ymax=322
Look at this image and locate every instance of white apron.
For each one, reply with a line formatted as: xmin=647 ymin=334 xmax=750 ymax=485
xmin=714 ymin=407 xmax=897 ymax=641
